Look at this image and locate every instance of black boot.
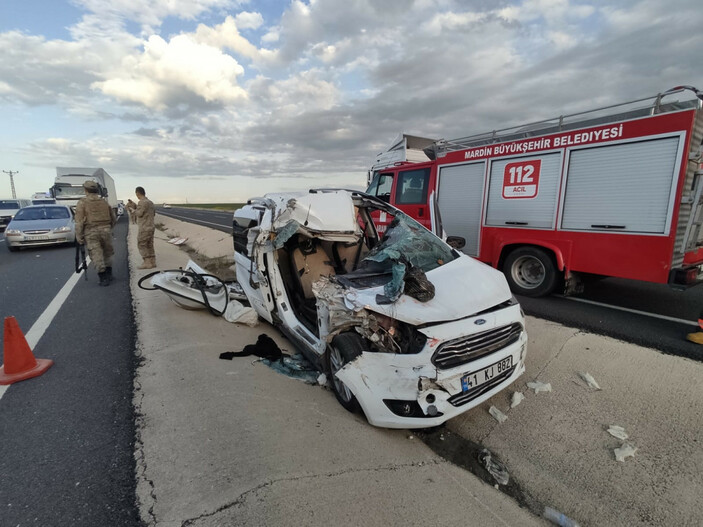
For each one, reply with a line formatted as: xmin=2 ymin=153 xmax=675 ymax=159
xmin=98 ymin=271 xmax=110 ymax=286
xmin=106 ymin=267 xmax=113 ymax=282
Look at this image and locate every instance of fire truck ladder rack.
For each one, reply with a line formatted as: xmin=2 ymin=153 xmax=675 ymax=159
xmin=430 ymin=85 xmax=703 ymax=158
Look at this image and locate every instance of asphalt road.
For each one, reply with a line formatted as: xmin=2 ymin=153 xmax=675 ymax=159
xmin=155 ymin=205 xmax=703 ymax=361
xmin=157 ymin=206 xmax=233 ymax=233
xmin=0 ymin=217 xmax=141 ymax=526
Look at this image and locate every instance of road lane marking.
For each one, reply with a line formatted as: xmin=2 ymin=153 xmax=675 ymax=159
xmin=0 ymin=256 xmax=91 ymax=402
xmin=156 ymin=211 xmax=230 ymax=230
xmin=563 ymin=296 xmax=699 ymax=326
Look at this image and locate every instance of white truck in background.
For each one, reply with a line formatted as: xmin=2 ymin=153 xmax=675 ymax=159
xmin=51 ymin=167 xmax=118 ymax=214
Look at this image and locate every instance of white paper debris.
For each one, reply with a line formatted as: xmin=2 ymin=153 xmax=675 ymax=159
xmin=489 ymin=405 xmax=508 ymax=423
xmin=317 ymin=373 xmax=328 ymax=387
xmin=510 ymin=391 xmax=525 ymax=408
xmin=578 ymin=371 xmax=601 ymax=390
xmin=223 ymin=300 xmax=259 ymax=326
xmin=607 ymin=425 xmax=629 ymax=441
xmin=614 ymin=443 xmax=637 ymax=462
xmin=527 ymin=381 xmax=552 ymax=393
xmin=478 ymin=448 xmax=510 ymax=486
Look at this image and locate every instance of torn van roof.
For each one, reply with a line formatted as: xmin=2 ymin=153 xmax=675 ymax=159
xmin=268 ymin=191 xmax=360 ymax=235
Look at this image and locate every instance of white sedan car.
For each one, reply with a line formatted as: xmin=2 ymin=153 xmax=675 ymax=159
xmin=5 ymin=205 xmax=76 ymax=251
xmin=233 ymin=190 xmax=526 ymax=428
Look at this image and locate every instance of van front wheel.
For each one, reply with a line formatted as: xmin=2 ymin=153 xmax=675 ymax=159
xmin=327 ymin=333 xmax=363 ymax=413
xmin=503 ymin=247 xmax=558 ymax=297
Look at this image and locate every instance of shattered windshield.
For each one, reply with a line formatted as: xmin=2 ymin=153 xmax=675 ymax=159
xmin=362 ymin=212 xmax=456 ymax=272
xmin=337 ymin=211 xmax=457 ymax=301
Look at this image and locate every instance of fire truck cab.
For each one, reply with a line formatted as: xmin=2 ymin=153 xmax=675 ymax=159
xmin=367 ymin=86 xmax=703 ymax=297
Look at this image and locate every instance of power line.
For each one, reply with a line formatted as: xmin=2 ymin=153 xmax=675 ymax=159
xmin=3 ymin=170 xmax=19 ymax=199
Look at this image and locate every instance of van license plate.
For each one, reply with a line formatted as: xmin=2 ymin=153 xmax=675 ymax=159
xmin=461 ymin=356 xmax=513 ymax=392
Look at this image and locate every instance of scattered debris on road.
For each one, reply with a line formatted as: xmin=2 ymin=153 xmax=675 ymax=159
xmin=527 ymin=380 xmax=552 ymax=393
xmin=543 ymin=505 xmax=580 ymax=527
xmin=138 ymin=260 xmax=229 ymax=316
xmin=489 ymin=405 xmax=508 ymax=423
xmin=263 ymin=354 xmax=320 ymax=384
xmin=167 ymin=237 xmax=188 ymax=245
xmin=607 ymin=425 xmax=629 ymax=441
xmin=510 ymin=391 xmax=525 ymax=408
xmin=578 ymin=371 xmax=601 ymax=390
xmin=223 ymin=299 xmax=258 ymax=326
xmin=614 ymin=443 xmax=637 ymax=462
xmin=478 ymin=448 xmax=510 ymax=486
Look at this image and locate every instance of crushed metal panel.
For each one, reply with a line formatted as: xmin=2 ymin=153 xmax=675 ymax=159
xmin=270 ymin=191 xmax=360 ymax=235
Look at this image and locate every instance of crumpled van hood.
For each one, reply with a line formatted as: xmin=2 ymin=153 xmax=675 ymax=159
xmin=348 ymin=254 xmax=512 ymax=326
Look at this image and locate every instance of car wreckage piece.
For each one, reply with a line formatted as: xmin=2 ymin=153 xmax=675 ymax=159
xmin=233 ymin=190 xmax=527 ymax=428
xmin=138 ymin=260 xmax=240 ymax=316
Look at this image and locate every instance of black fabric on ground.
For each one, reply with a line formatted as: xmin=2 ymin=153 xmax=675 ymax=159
xmin=219 ymin=334 xmax=283 ymax=361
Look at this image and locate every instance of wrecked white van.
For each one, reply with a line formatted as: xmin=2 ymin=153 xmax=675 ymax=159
xmin=233 ymin=190 xmax=526 ymax=428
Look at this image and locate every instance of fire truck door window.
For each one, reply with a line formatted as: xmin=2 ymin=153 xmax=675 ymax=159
xmin=396 ymin=168 xmax=430 ymax=205
xmin=368 ymin=173 xmax=393 ymax=203
xmin=561 ymin=136 xmax=680 ymax=234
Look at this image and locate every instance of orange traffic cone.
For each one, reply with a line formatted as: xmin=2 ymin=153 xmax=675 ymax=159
xmin=0 ymin=316 xmax=53 ymax=385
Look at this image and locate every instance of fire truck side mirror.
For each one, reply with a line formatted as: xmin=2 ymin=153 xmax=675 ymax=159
xmin=446 ymin=236 xmax=466 ymax=250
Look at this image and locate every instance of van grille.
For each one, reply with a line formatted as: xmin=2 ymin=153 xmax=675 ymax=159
xmin=432 ymin=323 xmax=522 ymax=370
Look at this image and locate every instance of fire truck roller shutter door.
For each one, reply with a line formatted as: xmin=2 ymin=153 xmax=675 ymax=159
xmin=437 ymin=161 xmax=486 ymax=257
xmin=485 ymin=153 xmax=562 ymax=229
xmin=560 ymin=136 xmax=681 ymax=234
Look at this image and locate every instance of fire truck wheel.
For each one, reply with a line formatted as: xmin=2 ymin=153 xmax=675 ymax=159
xmin=503 ymin=247 xmax=558 ymax=297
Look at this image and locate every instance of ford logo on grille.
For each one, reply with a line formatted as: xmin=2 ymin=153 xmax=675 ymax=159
xmin=474 ymin=318 xmax=487 ymax=325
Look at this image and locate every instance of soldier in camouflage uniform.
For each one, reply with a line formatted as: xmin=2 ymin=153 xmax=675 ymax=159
xmin=127 ymin=186 xmax=156 ymax=269
xmin=75 ymin=180 xmax=116 ymax=286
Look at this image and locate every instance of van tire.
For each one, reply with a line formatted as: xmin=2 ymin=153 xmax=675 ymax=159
xmin=327 ymin=332 xmax=364 ymax=413
xmin=503 ymin=247 xmax=558 ymax=297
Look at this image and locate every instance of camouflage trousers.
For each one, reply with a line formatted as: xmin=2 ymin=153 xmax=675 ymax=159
xmin=85 ymin=225 xmax=114 ymax=273
xmin=137 ymin=228 xmax=155 ymax=259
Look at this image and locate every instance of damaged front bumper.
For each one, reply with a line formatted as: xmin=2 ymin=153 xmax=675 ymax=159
xmin=335 ymin=305 xmax=527 ymax=429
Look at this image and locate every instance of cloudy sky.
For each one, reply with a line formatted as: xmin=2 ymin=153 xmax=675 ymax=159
xmin=1 ymin=0 xmax=701 ymax=203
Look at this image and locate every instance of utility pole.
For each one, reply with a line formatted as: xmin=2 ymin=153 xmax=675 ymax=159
xmin=3 ymin=170 xmax=18 ymax=199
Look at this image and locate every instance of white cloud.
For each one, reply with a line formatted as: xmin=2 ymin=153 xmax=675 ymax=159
xmin=93 ymin=34 xmax=248 ymax=110
xmin=234 ymin=11 xmax=264 ymax=30
xmin=72 ymin=0 xmax=239 ymax=32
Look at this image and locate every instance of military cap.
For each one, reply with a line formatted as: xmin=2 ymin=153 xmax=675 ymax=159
xmin=83 ymin=180 xmax=99 ymax=191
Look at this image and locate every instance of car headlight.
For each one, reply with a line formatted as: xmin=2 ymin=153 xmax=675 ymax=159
xmin=53 ymin=226 xmax=72 ymax=233
xmin=5 ymin=229 xmax=21 ymax=236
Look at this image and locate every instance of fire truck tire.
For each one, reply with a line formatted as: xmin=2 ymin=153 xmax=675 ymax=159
xmin=503 ymin=247 xmax=558 ymax=297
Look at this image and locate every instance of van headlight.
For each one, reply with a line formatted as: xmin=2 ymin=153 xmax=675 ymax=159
xmin=53 ymin=226 xmax=72 ymax=233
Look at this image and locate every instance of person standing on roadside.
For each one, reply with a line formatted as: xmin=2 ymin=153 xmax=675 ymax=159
xmin=75 ymin=180 xmax=116 ymax=286
xmin=126 ymin=199 xmax=138 ymax=224
xmin=127 ymin=186 xmax=156 ymax=269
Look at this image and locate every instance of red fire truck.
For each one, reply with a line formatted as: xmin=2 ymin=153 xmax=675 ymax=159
xmin=366 ymin=86 xmax=703 ymax=297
